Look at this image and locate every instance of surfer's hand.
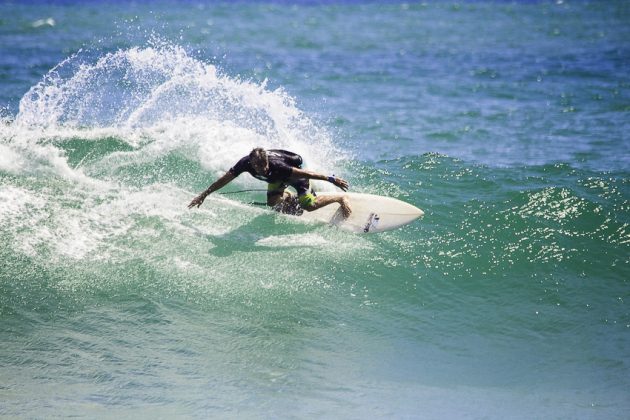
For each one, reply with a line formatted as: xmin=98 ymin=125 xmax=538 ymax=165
xmin=188 ymin=194 xmax=206 ymax=209
xmin=332 ymin=177 xmax=349 ymax=191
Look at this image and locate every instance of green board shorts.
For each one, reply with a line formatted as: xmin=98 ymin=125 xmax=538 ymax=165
xmin=268 ymin=179 xmax=316 ymax=208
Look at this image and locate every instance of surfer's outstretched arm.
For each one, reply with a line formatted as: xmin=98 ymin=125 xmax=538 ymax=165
xmin=188 ymin=172 xmax=237 ymax=208
xmin=289 ymin=168 xmax=349 ymax=191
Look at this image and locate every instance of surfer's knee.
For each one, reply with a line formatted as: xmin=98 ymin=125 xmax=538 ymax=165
xmin=338 ymin=196 xmax=350 ymax=209
xmin=339 ymin=196 xmax=351 ymax=218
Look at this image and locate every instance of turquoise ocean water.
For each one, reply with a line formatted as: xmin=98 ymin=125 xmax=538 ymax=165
xmin=1 ymin=1 xmax=629 ymax=418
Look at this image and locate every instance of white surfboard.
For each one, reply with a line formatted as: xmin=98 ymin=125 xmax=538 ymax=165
xmin=296 ymin=192 xmax=424 ymax=233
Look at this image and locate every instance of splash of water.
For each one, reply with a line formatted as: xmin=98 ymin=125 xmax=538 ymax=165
xmin=0 ymin=41 xmax=352 ymax=273
xmin=11 ymin=41 xmax=342 ymax=175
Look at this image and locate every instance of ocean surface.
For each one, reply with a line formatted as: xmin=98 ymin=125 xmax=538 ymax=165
xmin=1 ymin=1 xmax=629 ymax=418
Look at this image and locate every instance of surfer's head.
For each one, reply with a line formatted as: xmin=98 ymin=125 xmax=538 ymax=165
xmin=250 ymin=147 xmax=269 ymax=175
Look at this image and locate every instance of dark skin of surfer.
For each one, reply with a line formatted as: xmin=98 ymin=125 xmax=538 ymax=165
xmin=188 ymin=148 xmax=351 ymax=218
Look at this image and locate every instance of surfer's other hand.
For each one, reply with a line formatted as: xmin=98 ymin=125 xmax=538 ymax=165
xmin=333 ymin=177 xmax=349 ymax=191
xmin=188 ymin=194 xmax=205 ymax=209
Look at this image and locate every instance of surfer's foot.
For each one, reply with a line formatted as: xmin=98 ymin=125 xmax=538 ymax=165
xmin=340 ymin=197 xmax=351 ymax=219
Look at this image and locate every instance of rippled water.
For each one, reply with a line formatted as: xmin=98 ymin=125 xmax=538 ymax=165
xmin=1 ymin=1 xmax=629 ymax=418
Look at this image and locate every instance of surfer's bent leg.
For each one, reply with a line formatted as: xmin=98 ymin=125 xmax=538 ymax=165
xmin=295 ymin=179 xmax=351 ymax=219
xmin=303 ymin=195 xmax=351 ymax=219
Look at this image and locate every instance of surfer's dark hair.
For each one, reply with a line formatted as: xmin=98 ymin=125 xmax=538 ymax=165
xmin=249 ymin=147 xmax=268 ymax=164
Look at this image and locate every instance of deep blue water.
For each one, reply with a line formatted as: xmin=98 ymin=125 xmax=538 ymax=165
xmin=1 ymin=1 xmax=629 ymax=418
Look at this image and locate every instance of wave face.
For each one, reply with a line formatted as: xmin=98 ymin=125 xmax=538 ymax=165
xmin=1 ymin=1 xmax=629 ymax=418
xmin=1 ymin=40 xmax=345 ymax=267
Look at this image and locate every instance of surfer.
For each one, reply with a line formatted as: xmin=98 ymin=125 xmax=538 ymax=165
xmin=188 ymin=148 xmax=352 ymax=218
